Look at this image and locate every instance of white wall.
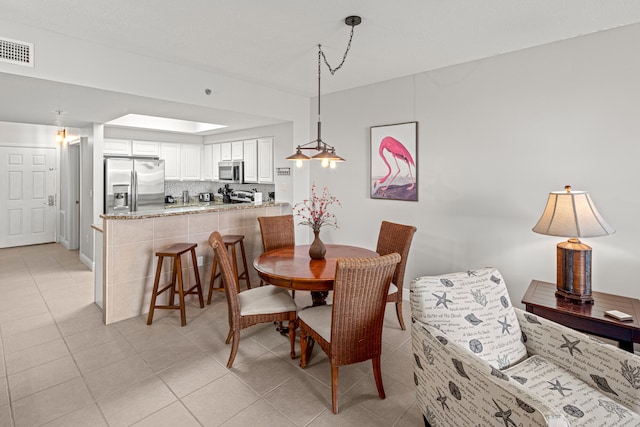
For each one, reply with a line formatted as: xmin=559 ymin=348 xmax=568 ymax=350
xmin=312 ymin=23 xmax=640 ymax=304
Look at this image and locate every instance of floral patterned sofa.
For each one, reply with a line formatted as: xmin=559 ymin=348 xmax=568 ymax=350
xmin=410 ymin=267 xmax=640 ymax=426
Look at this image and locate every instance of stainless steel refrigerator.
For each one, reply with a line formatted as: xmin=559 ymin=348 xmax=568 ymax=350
xmin=104 ymin=156 xmax=165 ymax=214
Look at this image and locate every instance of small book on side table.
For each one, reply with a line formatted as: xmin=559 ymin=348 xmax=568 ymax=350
xmin=605 ymin=310 xmax=633 ymax=322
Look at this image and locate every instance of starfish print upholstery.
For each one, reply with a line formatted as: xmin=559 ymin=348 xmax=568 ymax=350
xmin=560 ymin=334 xmax=583 ymax=356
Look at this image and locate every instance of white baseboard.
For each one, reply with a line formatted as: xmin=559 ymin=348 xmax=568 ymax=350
xmin=79 ymin=253 xmax=94 ymax=271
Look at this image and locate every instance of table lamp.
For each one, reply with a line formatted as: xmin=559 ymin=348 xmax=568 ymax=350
xmin=532 ymin=185 xmax=615 ymax=304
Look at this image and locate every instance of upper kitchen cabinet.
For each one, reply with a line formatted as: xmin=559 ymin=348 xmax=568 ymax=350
xmin=202 ymin=143 xmax=221 ymax=180
xmin=257 ymin=137 xmax=274 ymax=183
xmin=232 ymin=138 xmax=274 ymax=183
xmin=160 ymin=143 xmax=181 ymax=180
xmin=181 ymin=144 xmax=202 ymax=180
xmin=220 ymin=142 xmax=232 ymax=161
xmin=211 ymin=143 xmax=221 ymax=180
xmin=104 ymin=139 xmax=132 ymax=156
xmin=243 ymin=139 xmax=258 ymax=182
xmin=231 ymin=140 xmax=244 ymax=160
xmin=132 ymin=140 xmax=160 ymax=157
xmin=202 ymin=144 xmax=214 ymax=180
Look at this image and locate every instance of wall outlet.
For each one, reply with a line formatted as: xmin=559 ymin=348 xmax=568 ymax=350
xmin=197 ymin=256 xmax=204 ymax=267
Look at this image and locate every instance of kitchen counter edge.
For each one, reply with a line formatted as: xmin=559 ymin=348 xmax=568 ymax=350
xmin=100 ymin=201 xmax=288 ymax=220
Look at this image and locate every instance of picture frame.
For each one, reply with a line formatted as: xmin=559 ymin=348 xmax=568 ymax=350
xmin=370 ymin=121 xmax=418 ymax=201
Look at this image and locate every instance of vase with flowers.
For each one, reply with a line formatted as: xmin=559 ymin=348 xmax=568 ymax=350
xmin=293 ymin=183 xmax=341 ymax=260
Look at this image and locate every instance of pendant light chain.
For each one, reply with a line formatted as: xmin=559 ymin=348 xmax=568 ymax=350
xmin=319 ymin=22 xmax=357 ymax=76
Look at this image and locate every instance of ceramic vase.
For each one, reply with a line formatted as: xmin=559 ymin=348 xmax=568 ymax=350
xmin=309 ymin=229 xmax=326 ymax=260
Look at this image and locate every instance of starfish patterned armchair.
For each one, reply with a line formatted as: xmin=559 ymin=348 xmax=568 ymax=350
xmin=410 ymin=267 xmax=640 ymax=426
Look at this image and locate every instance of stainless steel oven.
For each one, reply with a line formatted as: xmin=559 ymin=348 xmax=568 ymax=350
xmin=218 ymin=161 xmax=243 ymax=183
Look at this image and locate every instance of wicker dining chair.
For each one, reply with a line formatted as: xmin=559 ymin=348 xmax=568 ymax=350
xmin=208 ymin=231 xmax=297 ymax=368
xmin=257 ymin=214 xmax=295 ymax=289
xmin=376 ymin=220 xmax=417 ymax=330
xmin=298 ymin=253 xmax=401 ymax=414
xmin=257 ymin=214 xmax=295 ymax=252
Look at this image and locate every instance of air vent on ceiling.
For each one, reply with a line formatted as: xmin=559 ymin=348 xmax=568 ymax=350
xmin=0 ymin=37 xmax=34 ymax=67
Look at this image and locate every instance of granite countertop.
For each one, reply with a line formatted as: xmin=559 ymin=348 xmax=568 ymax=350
xmin=100 ymin=201 xmax=287 ymax=220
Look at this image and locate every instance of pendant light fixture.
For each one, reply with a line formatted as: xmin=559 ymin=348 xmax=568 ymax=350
xmin=286 ymin=15 xmax=361 ymax=168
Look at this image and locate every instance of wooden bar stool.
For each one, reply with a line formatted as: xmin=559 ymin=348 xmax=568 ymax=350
xmin=147 ymin=243 xmax=204 ymax=326
xmin=207 ymin=234 xmax=251 ymax=304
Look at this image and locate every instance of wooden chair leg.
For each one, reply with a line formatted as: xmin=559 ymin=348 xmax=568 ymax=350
xmin=331 ymin=366 xmax=339 ymax=414
xmin=225 ymin=328 xmax=233 ymax=345
xmin=146 ymin=255 xmax=164 ymax=325
xmin=227 ymin=330 xmax=240 ymax=368
xmin=189 ymin=248 xmax=205 ymax=308
xmin=372 ymin=356 xmax=386 ymax=399
xmin=299 ymin=329 xmax=308 ymax=368
xmin=207 ymin=257 xmax=218 ymax=305
xmin=395 ymin=301 xmax=405 ymax=330
xmin=175 ymin=257 xmax=187 ymax=327
xmin=288 ymin=319 xmax=296 ymax=359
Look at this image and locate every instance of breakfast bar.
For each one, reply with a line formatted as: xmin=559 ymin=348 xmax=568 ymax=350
xmin=98 ymin=201 xmax=290 ymax=324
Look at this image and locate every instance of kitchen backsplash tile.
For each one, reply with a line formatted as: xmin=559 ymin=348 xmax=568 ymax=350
xmin=165 ymin=181 xmax=275 ymax=201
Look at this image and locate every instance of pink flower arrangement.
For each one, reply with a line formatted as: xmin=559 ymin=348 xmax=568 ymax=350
xmin=293 ymin=184 xmax=341 ymax=232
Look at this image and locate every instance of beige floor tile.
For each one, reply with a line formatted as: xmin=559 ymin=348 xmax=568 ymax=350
xmin=55 ymin=307 xmax=105 ymax=337
xmin=306 ymin=404 xmax=390 ymax=426
xmin=11 ymin=377 xmax=93 ymax=427
xmin=8 ymin=355 xmax=80 ymax=401
xmin=2 ymin=323 xmax=61 ymax=354
xmin=138 ymin=335 xmax=204 ymax=372
xmin=83 ymin=355 xmax=155 ymax=399
xmin=394 ymin=404 xmax=424 ymax=427
xmin=0 ymin=378 xmax=7 ymax=407
xmin=123 ymin=321 xmax=184 ymax=353
xmin=0 ymin=311 xmax=54 ymax=337
xmin=232 ymin=352 xmax=297 ymax=396
xmin=380 ymin=347 xmax=414 ymax=388
xmin=0 ymin=404 xmax=12 ymax=427
xmin=131 ymin=401 xmax=201 ymax=427
xmin=158 ymin=353 xmax=227 ymax=398
xmin=344 ymin=374 xmax=415 ymax=424
xmin=72 ymin=337 xmax=136 ymax=375
xmin=182 ymin=373 xmax=259 ymax=427
xmin=97 ymin=376 xmax=176 ymax=427
xmin=5 ymin=338 xmax=69 ymax=375
xmin=221 ymin=399 xmax=296 ymax=427
xmin=263 ymin=375 xmax=332 ymax=425
xmin=41 ymin=403 xmax=107 ymax=427
xmin=64 ymin=324 xmax=122 ymax=354
xmin=0 ymin=297 xmax=50 ymax=324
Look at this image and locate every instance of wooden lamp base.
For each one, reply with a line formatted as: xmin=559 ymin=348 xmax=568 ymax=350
xmin=556 ymin=238 xmax=594 ymax=304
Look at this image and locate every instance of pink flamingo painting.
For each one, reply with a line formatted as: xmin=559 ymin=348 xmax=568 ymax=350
xmin=373 ymin=136 xmax=415 ymax=192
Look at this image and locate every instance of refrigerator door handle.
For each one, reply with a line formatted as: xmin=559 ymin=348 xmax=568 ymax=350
xmin=132 ymin=170 xmax=138 ymax=211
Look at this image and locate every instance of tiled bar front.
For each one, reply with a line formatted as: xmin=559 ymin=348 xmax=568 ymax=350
xmin=101 ymin=204 xmax=290 ymax=324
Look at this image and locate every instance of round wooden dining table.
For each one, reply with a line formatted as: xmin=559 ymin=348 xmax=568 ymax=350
xmin=253 ymin=244 xmax=379 ymax=305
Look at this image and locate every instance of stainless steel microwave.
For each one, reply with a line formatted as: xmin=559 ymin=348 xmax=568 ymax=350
xmin=218 ymin=161 xmax=244 ymax=183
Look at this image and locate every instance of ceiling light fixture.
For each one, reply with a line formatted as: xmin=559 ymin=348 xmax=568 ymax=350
xmin=286 ymin=15 xmax=361 ymax=168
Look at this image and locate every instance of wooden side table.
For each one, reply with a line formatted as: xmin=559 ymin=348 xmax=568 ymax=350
xmin=522 ymin=280 xmax=640 ymax=352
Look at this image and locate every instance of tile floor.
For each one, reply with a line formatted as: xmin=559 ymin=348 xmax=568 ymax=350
xmin=0 ymin=243 xmax=422 ymax=426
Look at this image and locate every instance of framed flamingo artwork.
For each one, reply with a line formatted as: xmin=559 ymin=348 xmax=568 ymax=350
xmin=370 ymin=121 xmax=418 ymax=201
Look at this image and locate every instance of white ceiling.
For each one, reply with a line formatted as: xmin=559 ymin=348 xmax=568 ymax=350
xmin=2 ymin=0 xmax=640 ymax=132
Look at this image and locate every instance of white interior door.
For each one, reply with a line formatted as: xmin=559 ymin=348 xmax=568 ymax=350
xmin=0 ymin=147 xmax=57 ymax=248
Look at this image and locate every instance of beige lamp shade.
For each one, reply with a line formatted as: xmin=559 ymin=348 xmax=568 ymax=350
xmin=532 ymin=185 xmax=614 ymax=304
xmin=532 ymin=186 xmax=615 ymax=238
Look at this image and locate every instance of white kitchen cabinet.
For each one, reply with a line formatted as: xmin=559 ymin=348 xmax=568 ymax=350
xmin=202 ymin=144 xmax=214 ymax=180
xmin=231 ymin=140 xmax=244 ymax=160
xmin=211 ymin=143 xmax=221 ymax=179
xmin=132 ymin=140 xmax=160 ymax=157
xmin=257 ymin=137 xmax=274 ymax=183
xmin=243 ymin=139 xmax=258 ymax=183
xmin=104 ymin=139 xmax=132 ymax=156
xmin=160 ymin=143 xmax=181 ymax=180
xmin=220 ymin=142 xmax=232 ymax=161
xmin=181 ymin=144 xmax=202 ymax=180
